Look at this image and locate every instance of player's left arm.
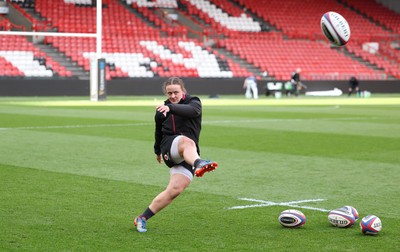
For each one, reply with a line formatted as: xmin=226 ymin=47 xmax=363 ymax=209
xmin=168 ymin=98 xmax=201 ymax=118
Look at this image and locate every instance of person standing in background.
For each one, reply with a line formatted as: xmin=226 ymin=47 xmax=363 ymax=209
xmin=290 ymin=68 xmax=302 ymax=97
xmin=243 ymin=75 xmax=259 ymax=99
xmin=348 ymin=76 xmax=360 ymax=97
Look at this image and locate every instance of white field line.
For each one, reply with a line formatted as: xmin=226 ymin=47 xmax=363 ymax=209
xmin=0 ymin=123 xmax=152 ymax=131
xmin=0 ymin=117 xmax=379 ymax=131
xmin=203 ymin=117 xmax=380 ymax=124
xmin=227 ymin=198 xmax=330 ymax=212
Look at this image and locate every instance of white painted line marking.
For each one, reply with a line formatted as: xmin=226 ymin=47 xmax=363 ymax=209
xmin=0 ymin=123 xmax=152 ymax=131
xmin=0 ymin=117 xmax=380 ymax=131
xmin=203 ymin=117 xmax=380 ymax=125
xmin=227 ymin=198 xmax=330 ymax=212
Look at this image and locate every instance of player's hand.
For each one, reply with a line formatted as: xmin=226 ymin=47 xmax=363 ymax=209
xmin=156 ymin=104 xmax=170 ymax=116
xmin=156 ymin=154 xmax=163 ymax=164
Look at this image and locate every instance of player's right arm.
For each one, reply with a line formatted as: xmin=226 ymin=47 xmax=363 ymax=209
xmin=153 ymin=112 xmax=163 ymax=156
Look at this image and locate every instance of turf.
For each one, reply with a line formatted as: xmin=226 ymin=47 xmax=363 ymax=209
xmin=1 ymin=95 xmax=400 ymax=251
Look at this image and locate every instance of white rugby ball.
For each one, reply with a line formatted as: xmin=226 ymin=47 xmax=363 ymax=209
xmin=278 ymin=209 xmax=306 ymax=228
xmin=341 ymin=205 xmax=359 ymax=220
xmin=328 ymin=208 xmax=356 ymax=228
xmin=321 ymin=11 xmax=351 ymax=46
xmin=360 ymin=215 xmax=382 ymax=235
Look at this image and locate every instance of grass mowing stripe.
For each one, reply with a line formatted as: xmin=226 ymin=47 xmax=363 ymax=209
xmin=0 ymin=105 xmax=154 ymax=121
xmin=0 ymin=116 xmax=385 ymax=130
xmin=204 ymin=125 xmax=400 ymax=164
xmin=204 ymin=118 xmax=400 ymax=138
xmin=0 ymin=129 xmax=162 ymax=186
xmin=2 ymin=113 xmax=396 ymax=139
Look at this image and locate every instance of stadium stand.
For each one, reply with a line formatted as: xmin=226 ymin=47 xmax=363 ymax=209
xmin=0 ymin=0 xmax=398 ymax=80
xmin=0 ymin=14 xmax=11 ymax=31
xmin=221 ymin=34 xmax=386 ymax=80
xmin=232 ymin=0 xmax=393 ymax=41
xmin=125 ymin=0 xmax=178 ymax=8
xmin=0 ymin=54 xmax=23 ymax=77
xmin=341 ymin=0 xmax=400 ymax=33
xmin=183 ymin=0 xmax=261 ymax=32
xmin=40 ymin=0 xmax=249 ymax=79
xmin=0 ymin=35 xmax=71 ymax=77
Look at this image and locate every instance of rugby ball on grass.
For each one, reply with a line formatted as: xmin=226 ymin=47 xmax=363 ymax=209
xmin=328 ymin=208 xmax=356 ymax=228
xmin=278 ymin=209 xmax=306 ymax=228
xmin=341 ymin=205 xmax=359 ymax=221
xmin=360 ymin=215 xmax=382 ymax=235
xmin=321 ymin=11 xmax=351 ymax=46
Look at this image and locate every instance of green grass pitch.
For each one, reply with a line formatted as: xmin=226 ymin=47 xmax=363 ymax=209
xmin=1 ymin=95 xmax=400 ymax=251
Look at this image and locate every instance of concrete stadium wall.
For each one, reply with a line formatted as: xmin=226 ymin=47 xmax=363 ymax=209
xmin=0 ymin=78 xmax=399 ymax=96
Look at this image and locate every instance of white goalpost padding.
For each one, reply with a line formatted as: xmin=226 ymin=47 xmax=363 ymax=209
xmin=90 ymin=58 xmax=107 ymax=101
xmin=0 ymin=0 xmax=104 ymax=101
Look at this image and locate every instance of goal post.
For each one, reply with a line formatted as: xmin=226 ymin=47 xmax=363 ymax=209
xmin=91 ymin=0 xmax=107 ymax=101
xmin=90 ymin=58 xmax=107 ymax=101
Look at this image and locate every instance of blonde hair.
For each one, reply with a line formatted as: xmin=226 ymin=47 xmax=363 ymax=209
xmin=162 ymin=77 xmax=186 ymax=94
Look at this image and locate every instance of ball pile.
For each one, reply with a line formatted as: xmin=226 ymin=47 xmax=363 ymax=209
xmin=278 ymin=206 xmax=382 ymax=236
xmin=327 ymin=205 xmax=382 ymax=235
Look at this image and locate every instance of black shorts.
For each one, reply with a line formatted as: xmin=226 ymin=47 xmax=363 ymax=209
xmin=160 ymin=135 xmax=194 ymax=174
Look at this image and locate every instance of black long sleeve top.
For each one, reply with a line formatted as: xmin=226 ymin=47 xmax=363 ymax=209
xmin=154 ymin=94 xmax=202 ymax=156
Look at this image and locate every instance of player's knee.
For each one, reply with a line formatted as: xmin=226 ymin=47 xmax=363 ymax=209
xmin=168 ymin=184 xmax=185 ymax=199
xmin=179 ymin=136 xmax=196 ymax=149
